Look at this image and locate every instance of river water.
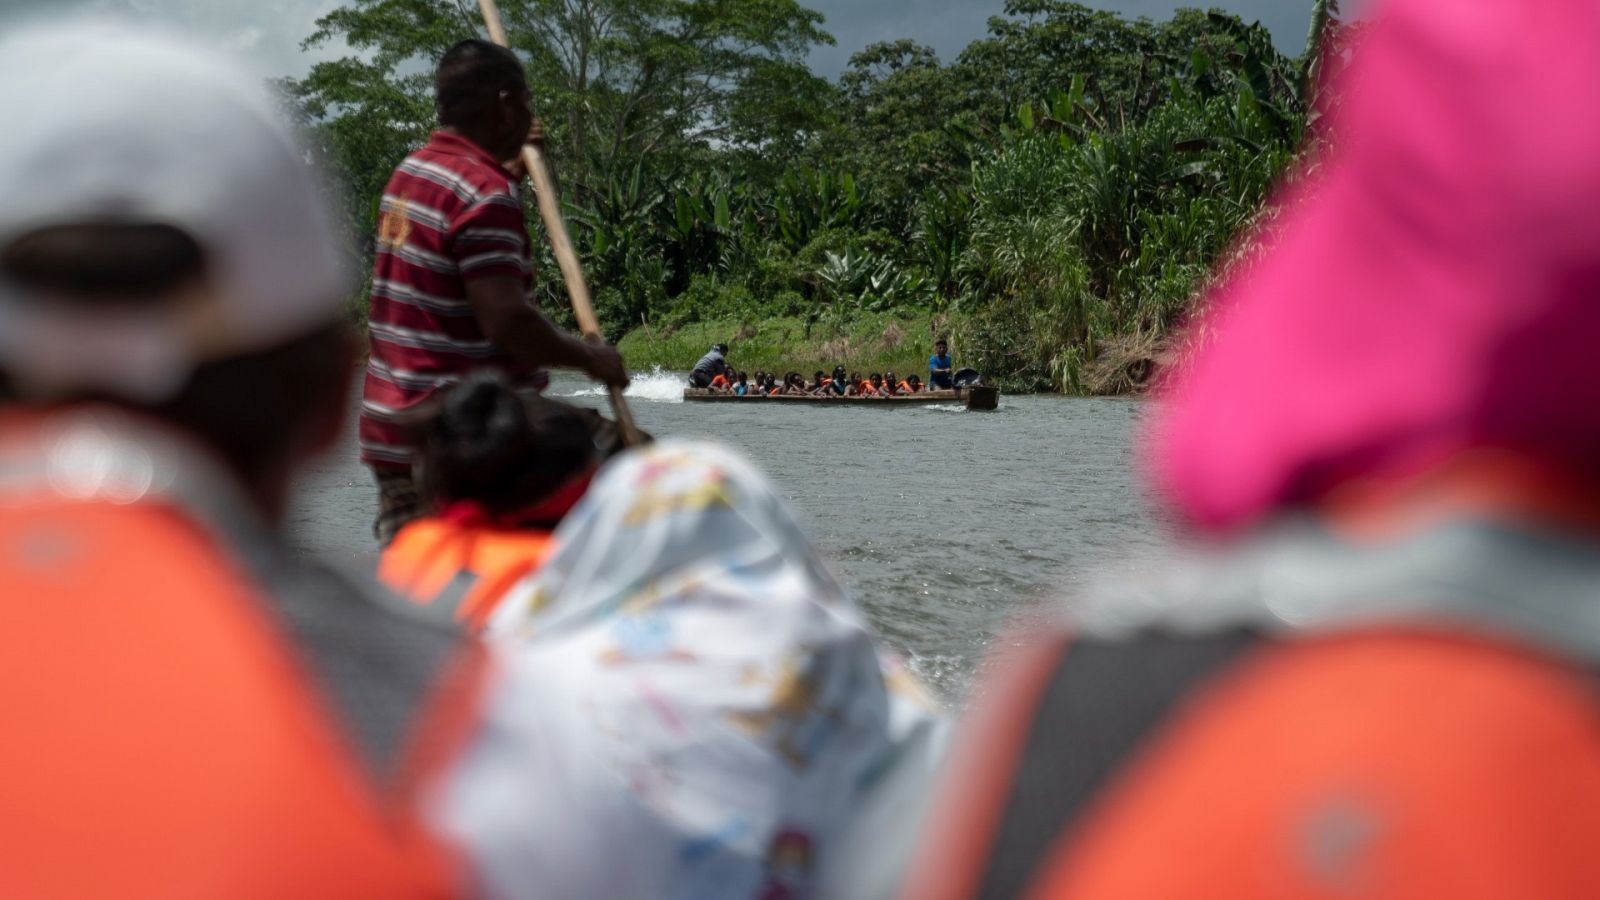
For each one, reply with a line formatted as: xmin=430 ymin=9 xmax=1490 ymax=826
xmin=286 ymin=369 xmax=1169 ymax=700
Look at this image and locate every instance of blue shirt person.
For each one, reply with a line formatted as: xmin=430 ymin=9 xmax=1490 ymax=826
xmin=929 ymin=339 xmax=954 ymax=389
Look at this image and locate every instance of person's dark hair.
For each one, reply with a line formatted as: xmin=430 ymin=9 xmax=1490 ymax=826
xmin=435 ymin=39 xmax=526 ymax=129
xmin=714 ymin=343 xmax=729 ymax=354
xmin=870 ymin=372 xmax=882 ymax=381
xmin=0 ymin=223 xmax=350 ymax=491
xmin=413 ymin=370 xmax=596 ymax=516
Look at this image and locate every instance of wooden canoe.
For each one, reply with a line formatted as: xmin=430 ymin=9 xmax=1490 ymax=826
xmin=685 ymin=385 xmax=1000 ymax=410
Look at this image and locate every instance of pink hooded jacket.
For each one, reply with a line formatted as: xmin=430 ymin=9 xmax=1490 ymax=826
xmin=1151 ymin=0 xmax=1600 ymax=533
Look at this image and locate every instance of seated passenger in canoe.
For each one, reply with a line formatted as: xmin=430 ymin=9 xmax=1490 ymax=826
xmin=379 ymin=371 xmax=612 ymax=630
xmin=448 ymin=440 xmax=946 ymax=898
xmin=883 ymin=371 xmax=901 ymax=396
xmin=709 ymin=370 xmax=731 ymax=391
xmin=732 ymin=371 xmax=750 ymax=396
xmin=845 ymin=372 xmax=864 ymax=396
xmin=828 ymin=365 xmax=849 ymax=395
xmin=809 ymin=370 xmax=828 ymax=394
xmin=901 ymin=373 xmax=923 ymax=393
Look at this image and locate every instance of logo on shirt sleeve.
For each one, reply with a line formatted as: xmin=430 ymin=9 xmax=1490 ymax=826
xmin=378 ymin=199 xmax=414 ymax=249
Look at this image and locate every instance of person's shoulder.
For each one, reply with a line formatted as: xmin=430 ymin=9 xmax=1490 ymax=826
xmin=256 ymin=557 xmax=475 ymax=775
xmin=407 ymin=142 xmax=519 ymax=208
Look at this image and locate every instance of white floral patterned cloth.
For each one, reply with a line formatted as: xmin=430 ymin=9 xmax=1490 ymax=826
xmin=433 ymin=440 xmax=946 ymax=900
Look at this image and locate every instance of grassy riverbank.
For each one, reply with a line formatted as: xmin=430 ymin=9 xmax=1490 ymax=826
xmin=619 ymin=312 xmax=943 ymax=378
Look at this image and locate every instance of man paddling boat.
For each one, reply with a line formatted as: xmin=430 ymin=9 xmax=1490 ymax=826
xmin=690 ymin=342 xmax=731 ymax=388
xmin=359 ymin=39 xmax=628 ymax=545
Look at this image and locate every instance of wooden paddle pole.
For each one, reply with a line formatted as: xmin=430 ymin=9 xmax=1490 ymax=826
xmin=476 ymin=0 xmax=641 ymax=447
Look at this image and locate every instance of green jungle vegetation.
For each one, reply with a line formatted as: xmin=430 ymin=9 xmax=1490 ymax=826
xmin=285 ymin=0 xmax=1358 ymax=392
xmin=617 ymin=312 xmax=938 ymax=378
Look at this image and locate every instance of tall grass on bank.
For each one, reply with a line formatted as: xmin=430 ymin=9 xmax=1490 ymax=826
xmin=618 ymin=312 xmax=941 ymax=378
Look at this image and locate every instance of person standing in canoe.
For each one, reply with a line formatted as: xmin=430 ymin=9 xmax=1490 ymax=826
xmin=690 ymin=343 xmax=730 ymax=388
xmin=359 ymin=39 xmax=628 ymax=545
xmin=929 ymin=339 xmax=954 ymax=390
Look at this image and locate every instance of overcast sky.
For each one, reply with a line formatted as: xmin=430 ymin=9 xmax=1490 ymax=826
xmin=3 ymin=0 xmax=1323 ymax=81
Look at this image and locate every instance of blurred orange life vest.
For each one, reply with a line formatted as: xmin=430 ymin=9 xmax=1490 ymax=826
xmin=905 ymin=464 xmax=1600 ymax=900
xmin=0 ymin=408 xmax=473 ymax=900
xmin=381 ymin=518 xmax=556 ymax=630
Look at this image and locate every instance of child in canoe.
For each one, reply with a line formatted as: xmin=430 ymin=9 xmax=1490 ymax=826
xmin=378 ymin=371 xmax=617 ymax=629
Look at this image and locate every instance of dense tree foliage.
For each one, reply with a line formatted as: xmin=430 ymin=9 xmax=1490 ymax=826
xmin=288 ymin=0 xmax=1356 ymax=391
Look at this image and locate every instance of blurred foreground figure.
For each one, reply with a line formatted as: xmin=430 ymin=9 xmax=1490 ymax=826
xmin=0 ymin=24 xmax=478 ymax=897
xmin=435 ymin=441 xmax=946 ymax=900
xmin=906 ymin=0 xmax=1600 ymax=897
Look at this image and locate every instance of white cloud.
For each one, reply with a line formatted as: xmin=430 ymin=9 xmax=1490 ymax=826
xmin=1 ymin=0 xmax=350 ymax=78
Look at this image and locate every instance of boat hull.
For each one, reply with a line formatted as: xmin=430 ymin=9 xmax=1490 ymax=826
xmin=684 ymin=387 xmax=1000 ymax=410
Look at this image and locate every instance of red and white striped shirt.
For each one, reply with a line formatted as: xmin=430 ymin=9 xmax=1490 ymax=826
xmin=359 ymin=131 xmax=545 ymax=471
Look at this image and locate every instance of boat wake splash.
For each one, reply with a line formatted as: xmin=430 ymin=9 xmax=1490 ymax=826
xmin=557 ymin=366 xmax=686 ymax=403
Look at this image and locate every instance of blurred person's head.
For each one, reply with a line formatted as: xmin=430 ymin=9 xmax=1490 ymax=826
xmin=410 ymin=371 xmax=597 ymax=526
xmin=1151 ymin=0 xmax=1600 ymax=535
xmin=0 ymin=22 xmax=355 ymax=519
xmin=436 ymin=39 xmax=531 ymax=162
xmin=935 ymin=339 xmax=947 ymax=355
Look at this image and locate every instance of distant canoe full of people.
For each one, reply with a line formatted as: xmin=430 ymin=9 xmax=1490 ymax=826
xmin=685 ymin=343 xmax=999 ymax=410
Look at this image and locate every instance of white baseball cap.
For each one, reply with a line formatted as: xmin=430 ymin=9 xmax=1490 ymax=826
xmin=0 ymin=19 xmax=351 ymax=402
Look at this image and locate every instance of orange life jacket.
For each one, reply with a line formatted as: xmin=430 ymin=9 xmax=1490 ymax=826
xmin=710 ymin=374 xmax=730 ymax=388
xmin=860 ymin=381 xmax=876 ymax=394
xmin=0 ymin=408 xmax=472 ymax=900
xmin=380 ymin=517 xmax=556 ymax=630
xmin=904 ymin=493 xmax=1600 ymax=900
xmin=898 ymin=381 xmax=915 ymax=393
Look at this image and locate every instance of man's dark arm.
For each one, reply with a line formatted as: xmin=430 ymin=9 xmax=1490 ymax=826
xmin=465 ymin=276 xmax=628 ymax=387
